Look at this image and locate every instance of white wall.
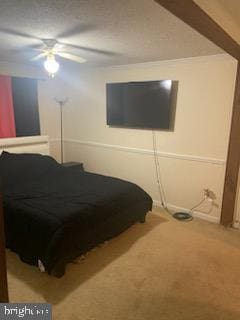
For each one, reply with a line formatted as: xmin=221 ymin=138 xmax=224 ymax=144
xmin=0 ymin=61 xmax=43 ymax=79
xmin=0 ymin=56 xmax=238 ymax=223
xmin=58 ymin=54 xmax=237 ymax=222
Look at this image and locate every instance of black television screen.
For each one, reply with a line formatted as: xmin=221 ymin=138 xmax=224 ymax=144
xmin=106 ymin=80 xmax=177 ymax=130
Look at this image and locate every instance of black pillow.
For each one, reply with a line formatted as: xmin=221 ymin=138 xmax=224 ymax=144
xmin=0 ymin=151 xmax=59 ymax=188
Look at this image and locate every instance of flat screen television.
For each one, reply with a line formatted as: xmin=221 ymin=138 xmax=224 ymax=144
xmin=106 ymin=80 xmax=177 ymax=130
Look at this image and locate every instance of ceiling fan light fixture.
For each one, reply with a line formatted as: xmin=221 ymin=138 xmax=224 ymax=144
xmin=44 ymin=55 xmax=59 ymax=77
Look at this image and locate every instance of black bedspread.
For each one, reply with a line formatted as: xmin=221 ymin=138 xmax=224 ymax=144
xmin=1 ymin=153 xmax=152 ymax=274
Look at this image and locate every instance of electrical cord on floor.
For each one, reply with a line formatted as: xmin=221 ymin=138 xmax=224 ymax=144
xmin=173 ymin=197 xmax=214 ymax=221
xmin=172 ymin=211 xmax=193 ymax=221
xmin=172 ymin=198 xmax=205 ymax=221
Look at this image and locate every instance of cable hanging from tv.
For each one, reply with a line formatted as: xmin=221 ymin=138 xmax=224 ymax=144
xmin=152 ymin=131 xmax=196 ymax=222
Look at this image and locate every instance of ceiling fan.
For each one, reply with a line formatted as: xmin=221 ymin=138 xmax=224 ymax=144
xmin=0 ymin=26 xmax=115 ymax=77
xmin=31 ymin=39 xmax=87 ymax=77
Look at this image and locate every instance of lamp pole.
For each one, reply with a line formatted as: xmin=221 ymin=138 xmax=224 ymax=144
xmin=55 ymin=97 xmax=68 ymax=164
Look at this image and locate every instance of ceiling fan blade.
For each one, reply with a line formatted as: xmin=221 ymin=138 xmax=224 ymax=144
xmin=57 ymin=52 xmax=87 ymax=63
xmin=0 ymin=27 xmax=37 ymax=40
xmin=58 ymin=42 xmax=115 ymax=56
xmin=31 ymin=52 xmax=47 ymax=61
xmin=57 ymin=24 xmax=96 ymax=39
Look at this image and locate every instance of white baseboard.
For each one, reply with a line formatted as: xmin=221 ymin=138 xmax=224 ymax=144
xmin=153 ymin=200 xmax=220 ymax=224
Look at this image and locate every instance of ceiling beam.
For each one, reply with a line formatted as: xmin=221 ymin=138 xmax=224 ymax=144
xmin=154 ymin=0 xmax=240 ymax=60
xmin=221 ymin=62 xmax=240 ymax=226
xmin=155 ymin=0 xmax=240 ymax=226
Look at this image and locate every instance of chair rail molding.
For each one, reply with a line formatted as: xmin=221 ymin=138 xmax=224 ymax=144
xmin=65 ymin=139 xmax=226 ymax=166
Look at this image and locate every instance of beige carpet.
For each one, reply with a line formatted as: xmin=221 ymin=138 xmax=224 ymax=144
xmin=6 ymin=208 xmax=240 ymax=320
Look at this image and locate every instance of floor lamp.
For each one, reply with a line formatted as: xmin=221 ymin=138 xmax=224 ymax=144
xmin=55 ymin=97 xmax=68 ymax=164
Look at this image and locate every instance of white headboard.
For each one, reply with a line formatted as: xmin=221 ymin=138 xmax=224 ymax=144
xmin=0 ymin=136 xmax=50 ymax=155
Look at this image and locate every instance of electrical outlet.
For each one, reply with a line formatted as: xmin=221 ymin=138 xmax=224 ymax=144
xmin=204 ymin=188 xmax=210 ymax=198
xmin=203 ymin=188 xmax=216 ymax=202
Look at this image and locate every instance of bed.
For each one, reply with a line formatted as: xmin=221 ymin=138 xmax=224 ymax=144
xmin=0 ymin=136 xmax=152 ymax=277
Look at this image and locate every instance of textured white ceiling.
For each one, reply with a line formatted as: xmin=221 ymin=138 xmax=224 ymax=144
xmin=0 ymin=0 xmax=223 ymax=67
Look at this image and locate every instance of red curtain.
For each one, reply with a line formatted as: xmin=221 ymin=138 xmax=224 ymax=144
xmin=0 ymin=75 xmax=16 ymax=138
